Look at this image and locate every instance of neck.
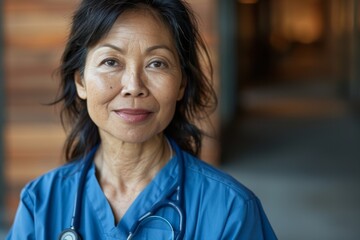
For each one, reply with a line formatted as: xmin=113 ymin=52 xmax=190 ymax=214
xmin=94 ymin=135 xmax=172 ymax=193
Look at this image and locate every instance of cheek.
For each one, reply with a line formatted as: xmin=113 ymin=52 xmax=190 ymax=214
xmin=158 ymin=81 xmax=183 ymax=112
xmin=153 ymin=81 xmax=179 ymax=101
xmin=158 ymin=88 xmax=181 ymax=118
xmin=150 ymin=72 xmax=183 ymax=100
xmin=84 ymin=72 xmax=119 ymax=103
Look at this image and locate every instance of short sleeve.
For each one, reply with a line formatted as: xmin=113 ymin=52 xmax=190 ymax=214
xmin=6 ymin=188 xmax=35 ymax=240
xmin=221 ymin=197 xmax=277 ymax=240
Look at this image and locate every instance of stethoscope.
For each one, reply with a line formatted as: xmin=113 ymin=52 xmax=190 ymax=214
xmin=58 ymin=138 xmax=186 ymax=240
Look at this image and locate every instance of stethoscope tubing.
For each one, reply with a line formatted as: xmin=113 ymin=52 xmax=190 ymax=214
xmin=73 ymin=146 xmax=98 ymax=230
xmin=128 ymin=138 xmax=186 ymax=239
xmin=60 ymin=138 xmax=186 ymax=240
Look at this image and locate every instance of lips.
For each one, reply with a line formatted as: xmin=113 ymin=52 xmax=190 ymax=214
xmin=114 ymin=108 xmax=153 ymax=123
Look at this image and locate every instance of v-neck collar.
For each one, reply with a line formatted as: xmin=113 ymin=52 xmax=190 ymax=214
xmin=85 ymin=152 xmax=179 ymax=238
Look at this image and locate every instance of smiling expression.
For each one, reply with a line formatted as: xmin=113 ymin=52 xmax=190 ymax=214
xmin=75 ymin=8 xmax=186 ymax=144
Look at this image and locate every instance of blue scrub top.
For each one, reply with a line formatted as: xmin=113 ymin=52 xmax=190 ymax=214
xmin=7 ymin=144 xmax=277 ymax=240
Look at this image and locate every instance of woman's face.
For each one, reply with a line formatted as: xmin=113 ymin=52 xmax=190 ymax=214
xmin=75 ymin=9 xmax=185 ymax=144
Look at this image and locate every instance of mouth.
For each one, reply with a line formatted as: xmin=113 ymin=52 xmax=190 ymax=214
xmin=114 ymin=108 xmax=153 ymax=123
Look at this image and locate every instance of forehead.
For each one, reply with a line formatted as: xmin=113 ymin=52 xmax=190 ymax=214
xmin=97 ymin=8 xmax=175 ymax=48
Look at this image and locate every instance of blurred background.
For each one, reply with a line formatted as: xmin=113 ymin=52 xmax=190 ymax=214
xmin=1 ymin=0 xmax=359 ymax=239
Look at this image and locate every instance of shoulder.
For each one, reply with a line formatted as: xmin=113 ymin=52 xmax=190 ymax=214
xmin=8 ymin=161 xmax=84 ymax=240
xmin=182 ymin=151 xmax=256 ymax=202
xmin=21 ymin=160 xmax=82 ymax=198
xmin=181 ymin=151 xmax=278 ymax=238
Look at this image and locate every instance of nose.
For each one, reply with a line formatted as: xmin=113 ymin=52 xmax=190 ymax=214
xmin=120 ymin=68 xmax=149 ymax=97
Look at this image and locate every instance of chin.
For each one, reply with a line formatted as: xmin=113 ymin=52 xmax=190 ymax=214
xmin=103 ymin=128 xmax=164 ymax=145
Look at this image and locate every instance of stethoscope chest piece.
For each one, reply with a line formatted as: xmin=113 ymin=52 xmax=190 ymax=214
xmin=58 ymin=228 xmax=82 ymax=240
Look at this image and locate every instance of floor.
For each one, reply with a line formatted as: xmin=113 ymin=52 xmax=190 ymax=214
xmin=221 ymin=83 xmax=360 ymax=240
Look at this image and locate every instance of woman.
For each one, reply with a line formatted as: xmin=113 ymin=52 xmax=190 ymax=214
xmin=7 ymin=0 xmax=277 ymax=239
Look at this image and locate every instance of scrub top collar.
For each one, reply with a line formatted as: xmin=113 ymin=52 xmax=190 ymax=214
xmin=84 ymin=150 xmax=179 ymax=238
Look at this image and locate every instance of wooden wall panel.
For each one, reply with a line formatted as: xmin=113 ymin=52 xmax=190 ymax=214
xmin=4 ymin=0 xmax=79 ymax=223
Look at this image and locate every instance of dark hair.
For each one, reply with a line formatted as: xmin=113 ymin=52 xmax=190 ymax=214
xmin=55 ymin=0 xmax=217 ymax=162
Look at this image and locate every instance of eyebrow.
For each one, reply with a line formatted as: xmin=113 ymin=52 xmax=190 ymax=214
xmin=146 ymin=44 xmax=175 ymax=55
xmin=96 ymin=44 xmax=176 ymax=56
xmin=97 ymin=44 xmax=126 ymax=54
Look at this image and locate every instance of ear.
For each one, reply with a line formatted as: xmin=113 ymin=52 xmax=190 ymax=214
xmin=74 ymin=71 xmax=87 ymax=100
xmin=177 ymin=77 xmax=187 ymax=101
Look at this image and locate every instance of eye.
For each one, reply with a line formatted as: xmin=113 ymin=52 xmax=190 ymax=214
xmin=101 ymin=59 xmax=118 ymax=67
xmin=148 ymin=60 xmax=168 ymax=69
